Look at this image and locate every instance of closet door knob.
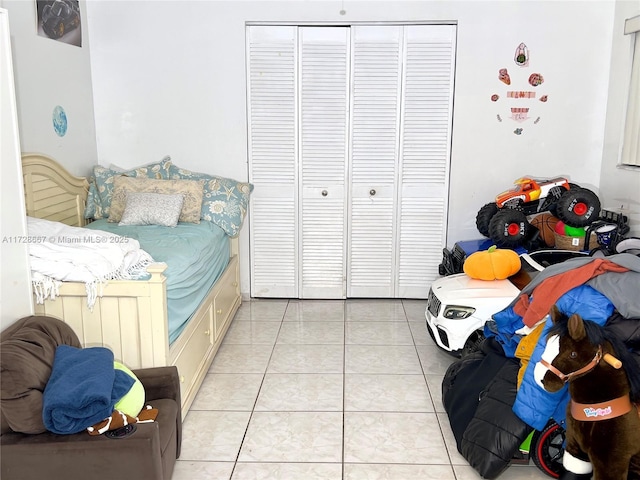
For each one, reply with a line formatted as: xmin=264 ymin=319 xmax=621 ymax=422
xmin=369 ymin=189 xmax=376 ymax=196
xmin=321 ymin=190 xmax=328 ymax=197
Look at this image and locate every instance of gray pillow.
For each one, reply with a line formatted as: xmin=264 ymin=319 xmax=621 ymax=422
xmin=119 ymin=192 xmax=185 ymax=227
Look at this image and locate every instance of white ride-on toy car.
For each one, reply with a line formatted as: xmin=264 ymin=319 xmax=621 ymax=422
xmin=425 ymin=249 xmax=588 ymax=357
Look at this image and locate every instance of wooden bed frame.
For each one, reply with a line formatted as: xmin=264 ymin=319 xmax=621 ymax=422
xmin=22 ymin=153 xmax=241 ymax=419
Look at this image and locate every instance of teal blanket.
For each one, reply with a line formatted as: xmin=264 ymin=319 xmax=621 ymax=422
xmin=85 ymin=220 xmax=230 ymax=343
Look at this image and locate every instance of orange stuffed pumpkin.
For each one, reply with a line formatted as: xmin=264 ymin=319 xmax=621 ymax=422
xmin=463 ymin=245 xmax=521 ymax=281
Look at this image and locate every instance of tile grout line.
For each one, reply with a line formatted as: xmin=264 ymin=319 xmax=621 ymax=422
xmin=404 ymin=299 xmax=458 ymax=474
xmin=227 ymin=300 xmax=289 ymax=479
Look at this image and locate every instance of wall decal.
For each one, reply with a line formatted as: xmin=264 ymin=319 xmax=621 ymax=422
xmin=514 ymin=43 xmax=529 ymax=66
xmin=498 ymin=68 xmax=511 ymax=85
xmin=528 ymin=73 xmax=544 ymax=87
xmin=492 ymin=43 xmax=548 ymax=134
xmin=36 ymin=0 xmax=82 ymax=47
xmin=52 ymin=105 xmax=68 ymax=137
xmin=507 ymin=91 xmax=536 ymax=99
xmin=511 ymin=107 xmax=529 ymax=122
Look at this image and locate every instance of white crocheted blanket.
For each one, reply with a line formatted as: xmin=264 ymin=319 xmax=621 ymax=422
xmin=27 ymin=217 xmax=153 ymax=309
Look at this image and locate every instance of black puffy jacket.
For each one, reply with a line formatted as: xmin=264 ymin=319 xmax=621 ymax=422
xmin=442 ymin=338 xmax=532 ymax=479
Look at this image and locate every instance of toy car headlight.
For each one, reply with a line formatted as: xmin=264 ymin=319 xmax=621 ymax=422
xmin=443 ymin=306 xmax=476 ymax=319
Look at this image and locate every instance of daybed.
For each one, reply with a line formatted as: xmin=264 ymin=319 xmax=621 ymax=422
xmin=21 ymin=152 xmax=247 ymax=418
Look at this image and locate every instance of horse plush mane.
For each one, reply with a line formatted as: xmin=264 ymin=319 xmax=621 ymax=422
xmin=537 ymin=306 xmax=640 ymax=480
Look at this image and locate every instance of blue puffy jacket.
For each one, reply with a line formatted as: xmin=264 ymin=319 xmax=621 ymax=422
xmin=511 ymin=285 xmax=614 ymax=430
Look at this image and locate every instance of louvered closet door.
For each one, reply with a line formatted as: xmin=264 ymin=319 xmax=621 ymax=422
xmin=248 ymin=24 xmax=455 ymax=299
xmin=348 ymin=24 xmax=456 ymax=299
xmin=347 ymin=26 xmax=403 ymax=298
xmin=397 ymin=25 xmax=456 ymax=298
xmin=299 ymin=27 xmax=350 ymax=298
xmin=247 ymin=26 xmax=298 ymax=297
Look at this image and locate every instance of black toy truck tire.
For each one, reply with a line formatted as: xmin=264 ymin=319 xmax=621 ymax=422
xmin=488 ymin=209 xmax=530 ymax=247
xmin=556 ymin=188 xmax=601 ymax=227
xmin=476 ymin=202 xmax=499 ymax=237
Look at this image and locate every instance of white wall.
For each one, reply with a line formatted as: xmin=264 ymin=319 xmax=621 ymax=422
xmin=2 ymin=0 xmax=97 ymax=176
xmin=0 ymin=7 xmax=32 ymax=331
xmin=86 ymin=0 xmax=618 ymax=295
xmin=600 ymin=0 xmax=640 ymax=236
xmin=1 ymin=0 xmax=97 ymax=330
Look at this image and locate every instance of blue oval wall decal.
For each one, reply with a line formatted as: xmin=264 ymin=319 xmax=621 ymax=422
xmin=53 ymin=105 xmax=68 ymax=137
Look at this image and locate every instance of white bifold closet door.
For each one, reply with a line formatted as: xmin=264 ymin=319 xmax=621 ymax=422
xmin=349 ymin=25 xmax=456 ymax=298
xmin=247 ymin=24 xmax=455 ymax=299
xmin=247 ymin=26 xmax=349 ymax=299
xmin=347 ymin=25 xmax=401 ymax=298
xmin=299 ymin=27 xmax=350 ymax=299
xmin=247 ymin=26 xmax=298 ymax=298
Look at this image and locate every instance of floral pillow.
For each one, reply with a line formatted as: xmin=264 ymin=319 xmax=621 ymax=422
xmin=84 ymin=182 xmax=99 ymax=220
xmin=108 ymin=177 xmax=205 ymax=224
xmin=167 ymin=163 xmax=253 ymax=237
xmin=84 ymin=156 xmax=173 ymax=220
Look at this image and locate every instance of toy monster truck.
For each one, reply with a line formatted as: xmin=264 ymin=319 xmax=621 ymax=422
xmin=476 ymin=177 xmax=601 ymax=248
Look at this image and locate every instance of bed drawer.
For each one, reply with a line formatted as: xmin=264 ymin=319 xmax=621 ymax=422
xmin=173 ymin=308 xmax=213 ymax=401
xmin=213 ymin=256 xmax=240 ymax=341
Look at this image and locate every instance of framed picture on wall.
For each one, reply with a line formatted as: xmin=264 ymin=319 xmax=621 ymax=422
xmin=35 ymin=0 xmax=81 ymax=47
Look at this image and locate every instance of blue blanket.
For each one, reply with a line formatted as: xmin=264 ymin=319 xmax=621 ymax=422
xmin=42 ymin=345 xmax=134 ymax=434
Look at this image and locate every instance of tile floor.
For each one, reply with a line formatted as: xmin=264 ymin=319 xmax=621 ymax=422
xmin=172 ymin=299 xmax=550 ymax=480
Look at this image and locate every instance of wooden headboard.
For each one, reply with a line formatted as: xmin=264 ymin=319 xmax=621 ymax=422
xmin=22 ymin=153 xmax=89 ymax=227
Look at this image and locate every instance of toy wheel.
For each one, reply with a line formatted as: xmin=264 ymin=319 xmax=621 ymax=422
xmin=556 ymin=188 xmax=600 ymax=227
xmin=530 ymin=420 xmax=565 ymax=478
xmin=476 ymin=203 xmax=498 ymax=237
xmin=461 ymin=331 xmax=485 ymax=358
xmin=488 ymin=209 xmax=530 ymax=247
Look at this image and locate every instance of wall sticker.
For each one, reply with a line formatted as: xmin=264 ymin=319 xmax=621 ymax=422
xmin=514 ymin=43 xmax=529 ymax=67
xmin=510 ymin=107 xmax=529 ymax=122
xmin=498 ymin=68 xmax=511 ymax=85
xmin=492 ymin=43 xmax=548 ymax=135
xmin=52 ymin=105 xmax=68 ymax=137
xmin=528 ymin=73 xmax=544 ymax=87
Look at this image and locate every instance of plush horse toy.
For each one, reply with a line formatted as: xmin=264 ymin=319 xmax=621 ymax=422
xmin=535 ymin=306 xmax=640 ymax=480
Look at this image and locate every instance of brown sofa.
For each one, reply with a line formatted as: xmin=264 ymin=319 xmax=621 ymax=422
xmin=0 ymin=316 xmax=181 ymax=480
